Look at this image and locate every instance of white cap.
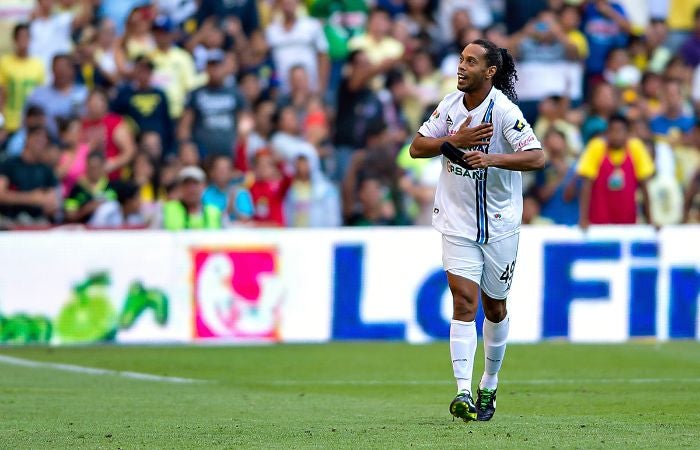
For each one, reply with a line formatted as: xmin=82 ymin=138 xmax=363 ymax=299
xmin=177 ymin=165 xmax=206 ymax=183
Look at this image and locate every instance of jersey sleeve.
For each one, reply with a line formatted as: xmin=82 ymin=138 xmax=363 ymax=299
xmin=417 ymin=99 xmax=449 ymax=138
xmin=576 ymin=138 xmax=606 ymax=179
xmin=628 ymin=138 xmax=656 ymax=181
xmin=502 ymin=106 xmax=541 ymax=152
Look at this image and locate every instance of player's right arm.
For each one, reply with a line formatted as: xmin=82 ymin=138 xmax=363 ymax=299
xmin=410 ymin=114 xmax=493 ymax=159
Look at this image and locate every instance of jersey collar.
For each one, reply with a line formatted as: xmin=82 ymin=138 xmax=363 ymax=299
xmin=461 ymin=86 xmax=495 ymax=113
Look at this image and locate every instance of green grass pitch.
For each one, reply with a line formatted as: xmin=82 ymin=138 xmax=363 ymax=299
xmin=0 ymin=342 xmax=699 ymax=449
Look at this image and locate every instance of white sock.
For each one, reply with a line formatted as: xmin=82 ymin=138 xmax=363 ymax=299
xmin=480 ymin=314 xmax=510 ymax=390
xmin=450 ymin=319 xmax=476 ymax=394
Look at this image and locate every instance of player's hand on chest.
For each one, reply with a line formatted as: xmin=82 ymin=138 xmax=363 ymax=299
xmin=450 ymin=115 xmax=493 ymax=151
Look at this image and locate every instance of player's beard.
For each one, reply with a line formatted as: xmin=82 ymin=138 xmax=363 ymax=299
xmin=457 ymin=76 xmax=484 ymax=94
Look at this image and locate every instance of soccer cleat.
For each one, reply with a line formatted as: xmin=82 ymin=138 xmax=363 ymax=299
xmin=476 ymin=387 xmax=497 ymax=421
xmin=449 ymin=391 xmax=477 ymax=422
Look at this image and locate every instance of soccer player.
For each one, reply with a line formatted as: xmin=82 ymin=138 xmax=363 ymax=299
xmin=409 ymin=39 xmax=544 ymax=422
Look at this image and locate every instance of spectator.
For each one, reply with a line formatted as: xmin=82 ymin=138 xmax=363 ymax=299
xmin=436 ymin=1 xmax=493 ymax=42
xmin=93 ymin=18 xmax=120 ymax=85
xmin=249 ymin=150 xmax=292 ymax=227
xmin=334 ymin=50 xmax=393 ymax=178
xmin=187 ymin=17 xmax=230 ymax=72
xmin=202 ymin=154 xmax=254 ymax=224
xmin=581 ymin=0 xmax=631 ymax=78
xmin=650 ymin=79 xmax=695 ymax=139
xmin=509 ymin=10 xmax=580 ymax=63
xmin=156 ymin=0 xmax=197 ymax=30
xmin=602 ymin=47 xmax=641 ymax=90
xmin=177 ymin=51 xmax=246 ymax=158
xmin=534 ymin=96 xmax=583 ymax=155
xmin=5 ymin=106 xmax=46 ymax=158
xmin=640 ymin=72 xmax=664 ymax=118
xmin=577 ymin=114 xmax=655 ymax=227
xmin=0 ymin=23 xmax=44 ymax=135
xmin=196 ymin=0 xmax=259 ymax=36
xmin=277 ymin=65 xmax=314 ymax=121
xmin=265 ymin=0 xmax=329 ymax=94
xmin=348 ymin=8 xmax=404 ymax=70
xmin=130 ymin=151 xmax=164 ymax=224
xmin=633 ymin=119 xmax=685 ymax=226
xmin=150 ymin=15 xmax=199 ymax=120
xmin=508 ymin=9 xmax=582 ymax=120
xmin=308 ymin=0 xmax=368 ymax=98
xmin=285 ymin=154 xmax=340 ymax=227
xmin=55 ymin=115 xmax=90 ymax=196
xmin=138 ymin=131 xmax=164 ymax=161
xmin=114 ymin=4 xmax=156 ymax=77
xmin=641 ymin=18 xmax=672 ymax=74
xmin=560 ymin=5 xmax=589 ymax=61
xmin=28 ymin=0 xmax=93 ymax=74
xmin=532 ymin=128 xmax=580 ymax=225
xmin=81 ymin=89 xmax=136 ymax=180
xmin=0 ymin=125 xmax=59 ymax=227
xmin=679 ymin=7 xmax=700 ymax=68
xmin=98 ymin=0 xmax=152 ymax=34
xmin=347 ymin=175 xmax=396 ymax=226
xmin=237 ymin=100 xmax=275 ymax=171
xmin=270 ymin=106 xmax=320 ymax=170
xmin=162 ymin=165 xmax=222 ymax=230
xmin=238 ymin=71 xmax=263 ymax=106
xmin=399 ymin=0 xmax=439 ymax=42
xmin=403 ymin=50 xmax=442 ymax=132
xmin=0 ymin=2 xmax=33 ymax=56
xmin=26 ymin=54 xmax=88 ymax=137
xmin=237 ymin=30 xmax=278 ymax=98
xmin=88 ymin=180 xmax=145 ymax=228
xmin=73 ymin=26 xmax=118 ymax=90
xmin=343 ymin=120 xmax=406 ymax=224
xmin=175 ymin=140 xmax=200 ymax=168
xmin=379 ymin=70 xmax=410 ymax=149
xmin=111 ymin=56 xmax=174 ymax=154
xmin=64 ymin=151 xmax=116 ymax=223
xmin=581 ymin=81 xmax=618 ymax=143
xmin=397 ymin=146 xmax=441 ymax=226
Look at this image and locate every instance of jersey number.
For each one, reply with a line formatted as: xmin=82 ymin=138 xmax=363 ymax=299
xmin=499 ymin=260 xmax=516 ymax=289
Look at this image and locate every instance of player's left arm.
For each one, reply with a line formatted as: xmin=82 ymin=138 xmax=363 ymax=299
xmin=463 ymin=108 xmax=544 ymax=171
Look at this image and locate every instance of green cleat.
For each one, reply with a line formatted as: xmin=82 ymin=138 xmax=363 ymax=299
xmin=449 ymin=391 xmax=477 ymax=422
xmin=476 ymin=388 xmax=497 ymax=421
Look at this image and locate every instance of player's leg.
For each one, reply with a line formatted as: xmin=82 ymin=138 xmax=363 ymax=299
xmin=442 ymin=235 xmax=483 ymax=422
xmin=447 ymin=271 xmax=480 ymax=393
xmin=476 ymin=233 xmax=519 ymax=421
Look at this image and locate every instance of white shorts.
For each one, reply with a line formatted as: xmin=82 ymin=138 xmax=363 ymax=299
xmin=442 ymin=233 xmax=520 ymax=300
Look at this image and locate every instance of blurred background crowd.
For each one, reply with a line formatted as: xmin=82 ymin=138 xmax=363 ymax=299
xmin=0 ymin=0 xmax=698 ymax=230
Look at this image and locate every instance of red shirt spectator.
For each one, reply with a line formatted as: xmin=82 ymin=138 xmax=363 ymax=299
xmin=81 ymin=89 xmax=136 ymax=180
xmin=249 ymin=151 xmax=291 ymax=226
xmin=577 ymin=115 xmax=655 ymax=227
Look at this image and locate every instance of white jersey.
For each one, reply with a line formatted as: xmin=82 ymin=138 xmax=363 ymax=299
xmin=418 ymin=88 xmax=541 ymax=244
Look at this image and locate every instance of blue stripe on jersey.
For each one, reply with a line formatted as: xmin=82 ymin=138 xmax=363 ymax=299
xmin=475 ymin=98 xmax=495 ymax=244
xmin=475 ymin=179 xmax=482 ymax=243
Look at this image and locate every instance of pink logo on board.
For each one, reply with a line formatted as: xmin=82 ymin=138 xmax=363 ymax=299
xmin=192 ymin=248 xmax=283 ymax=340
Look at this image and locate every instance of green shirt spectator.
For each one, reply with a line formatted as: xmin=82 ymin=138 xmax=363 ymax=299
xmin=162 ymin=200 xmax=222 ymax=230
xmin=64 ymin=177 xmax=116 ymax=223
xmin=162 ymin=166 xmax=222 ymax=230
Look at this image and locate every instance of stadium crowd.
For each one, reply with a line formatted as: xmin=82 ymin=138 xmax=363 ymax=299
xmin=0 ymin=0 xmax=698 ymax=229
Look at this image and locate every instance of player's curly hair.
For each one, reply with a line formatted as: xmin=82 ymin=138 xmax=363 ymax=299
xmin=473 ymin=39 xmax=518 ymax=103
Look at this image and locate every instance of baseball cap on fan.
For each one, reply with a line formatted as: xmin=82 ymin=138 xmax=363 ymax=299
xmin=178 ymin=166 xmax=206 ymax=183
xmin=152 ymin=15 xmax=174 ymax=32
xmin=205 ymin=49 xmax=225 ymax=65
